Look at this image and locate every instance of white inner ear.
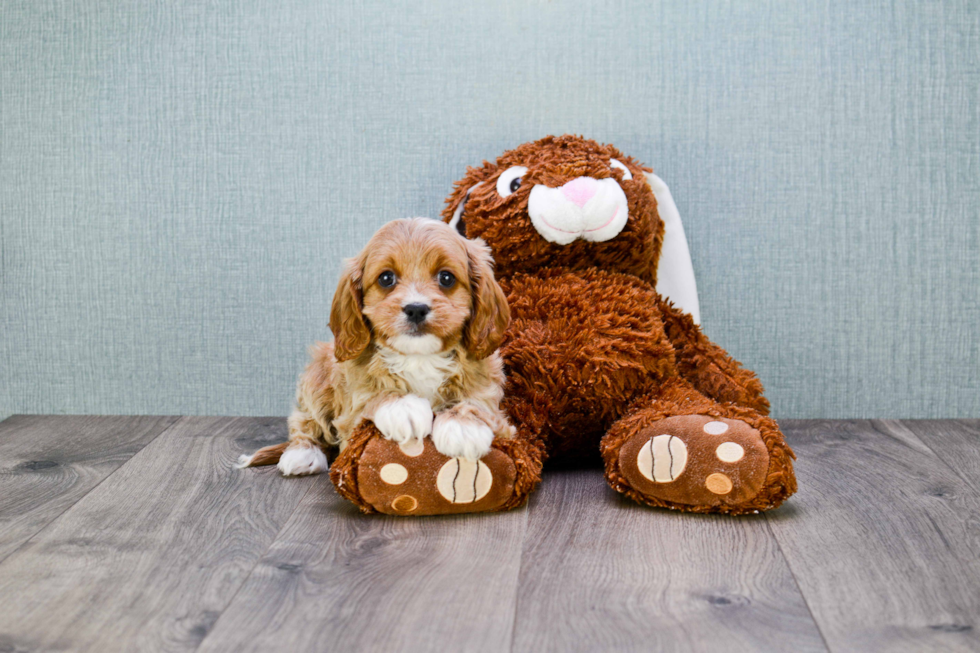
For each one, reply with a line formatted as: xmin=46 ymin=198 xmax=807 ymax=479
xmin=610 ymin=159 xmax=633 ymax=180
xmin=449 ymin=182 xmax=482 ymax=232
xmin=645 ymin=172 xmax=701 ymax=325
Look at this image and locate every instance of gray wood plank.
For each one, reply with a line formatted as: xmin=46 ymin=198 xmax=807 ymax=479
xmin=510 ymin=468 xmax=826 ymax=653
xmin=768 ymin=420 xmax=980 ymax=653
xmin=197 ymin=479 xmax=529 ymax=653
xmin=0 ymin=414 xmax=178 ymax=562
xmin=0 ymin=416 xmax=313 ymax=653
xmin=899 ymin=420 xmax=980 ymax=492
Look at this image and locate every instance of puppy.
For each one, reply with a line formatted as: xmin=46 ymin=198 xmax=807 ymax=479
xmin=238 ymin=218 xmax=513 ymax=476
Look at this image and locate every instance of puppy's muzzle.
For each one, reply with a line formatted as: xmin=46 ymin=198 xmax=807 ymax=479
xmin=403 ymin=303 xmax=430 ymax=325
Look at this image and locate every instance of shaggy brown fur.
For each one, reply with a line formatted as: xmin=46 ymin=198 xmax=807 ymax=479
xmin=442 ymin=135 xmax=796 ymax=514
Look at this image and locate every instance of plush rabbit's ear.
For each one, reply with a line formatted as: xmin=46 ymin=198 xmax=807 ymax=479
xmin=447 ymin=182 xmax=482 ymax=238
xmin=645 ymin=172 xmax=701 ymax=325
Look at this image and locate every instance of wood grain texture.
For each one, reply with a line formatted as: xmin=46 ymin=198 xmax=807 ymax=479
xmin=5 ymin=417 xmax=980 ymax=652
xmin=0 ymin=416 xmax=313 ymax=653
xmin=0 ymin=414 xmax=178 ymax=562
xmin=901 ymin=420 xmax=980 ymax=491
xmin=768 ymin=420 xmax=980 ymax=653
xmin=198 ymin=482 xmax=529 ymax=653
xmin=510 ymin=468 xmax=825 ymax=653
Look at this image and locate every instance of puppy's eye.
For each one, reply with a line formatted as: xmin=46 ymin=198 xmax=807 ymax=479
xmin=610 ymin=159 xmax=633 ymax=181
xmin=378 ymin=271 xmax=396 ymax=288
xmin=438 ymin=270 xmax=456 ymax=289
xmin=496 ymin=166 xmax=528 ymax=198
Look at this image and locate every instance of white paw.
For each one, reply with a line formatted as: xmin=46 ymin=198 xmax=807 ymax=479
xmin=277 ymin=446 xmax=328 ymax=476
xmin=431 ymin=414 xmax=494 ymax=461
xmin=373 ymin=394 xmax=433 ymax=444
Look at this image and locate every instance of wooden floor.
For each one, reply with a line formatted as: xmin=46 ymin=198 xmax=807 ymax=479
xmin=0 ymin=417 xmax=978 ymax=652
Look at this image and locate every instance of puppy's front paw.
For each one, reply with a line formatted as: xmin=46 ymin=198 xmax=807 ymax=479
xmin=373 ymin=394 xmax=433 ymax=444
xmin=431 ymin=414 xmax=494 ymax=461
xmin=277 ymin=445 xmax=328 ymax=476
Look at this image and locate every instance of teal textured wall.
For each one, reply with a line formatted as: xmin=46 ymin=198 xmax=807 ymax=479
xmin=2 ymin=1 xmax=977 ymax=419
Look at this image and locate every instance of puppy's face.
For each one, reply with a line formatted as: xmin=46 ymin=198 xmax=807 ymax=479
xmin=330 ymin=218 xmax=509 ymax=361
xmin=361 ymin=221 xmax=473 ymax=356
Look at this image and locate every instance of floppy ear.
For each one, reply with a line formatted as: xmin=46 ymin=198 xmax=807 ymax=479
xmin=645 ymin=172 xmax=701 ymax=325
xmin=329 ymin=256 xmax=371 ymax=362
xmin=446 ymin=182 xmax=482 ymax=238
xmin=463 ymin=238 xmax=510 ymax=359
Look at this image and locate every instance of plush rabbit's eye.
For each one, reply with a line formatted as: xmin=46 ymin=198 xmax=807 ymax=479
xmin=437 ymin=270 xmax=456 ymax=288
xmin=610 ymin=159 xmax=633 ymax=181
xmin=378 ymin=270 xmax=396 ymax=288
xmin=496 ymin=166 xmax=528 ymax=198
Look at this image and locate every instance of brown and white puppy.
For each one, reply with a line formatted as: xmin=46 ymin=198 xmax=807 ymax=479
xmin=238 ymin=218 xmax=512 ymax=476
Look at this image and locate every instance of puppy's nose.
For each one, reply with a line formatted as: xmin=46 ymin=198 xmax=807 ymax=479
xmin=403 ymin=303 xmax=430 ymax=324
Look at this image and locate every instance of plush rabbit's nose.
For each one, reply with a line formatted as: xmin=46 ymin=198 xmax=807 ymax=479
xmin=527 ymin=176 xmax=630 ymax=246
xmin=561 ymin=177 xmax=598 ymax=208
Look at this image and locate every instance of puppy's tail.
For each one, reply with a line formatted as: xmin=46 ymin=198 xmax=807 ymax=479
xmin=236 ymin=442 xmax=289 ymax=469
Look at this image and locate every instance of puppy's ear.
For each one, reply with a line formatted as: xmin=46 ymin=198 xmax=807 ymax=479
xmin=463 ymin=238 xmax=510 ymax=359
xmin=329 ymin=256 xmax=371 ymax=362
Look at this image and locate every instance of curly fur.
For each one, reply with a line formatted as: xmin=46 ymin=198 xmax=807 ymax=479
xmin=239 ymin=218 xmax=514 ymax=477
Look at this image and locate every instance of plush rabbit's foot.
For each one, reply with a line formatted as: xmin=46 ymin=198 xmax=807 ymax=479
xmin=331 ymin=424 xmax=533 ymax=516
xmin=610 ymin=415 xmax=790 ymax=514
xmin=357 ymin=435 xmax=517 ymax=515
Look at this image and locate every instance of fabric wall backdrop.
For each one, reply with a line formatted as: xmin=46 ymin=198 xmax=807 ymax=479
xmin=2 ymin=1 xmax=977 ymax=420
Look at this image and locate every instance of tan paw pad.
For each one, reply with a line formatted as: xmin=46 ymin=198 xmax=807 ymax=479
xmin=705 ymin=473 xmax=733 ymax=495
xmin=437 ymin=459 xmax=492 ymax=503
xmin=636 ymin=434 xmax=688 ymax=482
xmin=391 ymin=495 xmax=418 ymax=513
xmin=398 ymin=439 xmax=425 ymax=457
xmin=379 ymin=463 xmax=408 ymax=485
xmin=715 ymin=442 xmax=745 ymax=463
xmin=703 ymin=421 xmax=729 ymax=435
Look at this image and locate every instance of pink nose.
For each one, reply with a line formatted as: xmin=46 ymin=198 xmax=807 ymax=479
xmin=561 ymin=177 xmax=598 ymax=208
